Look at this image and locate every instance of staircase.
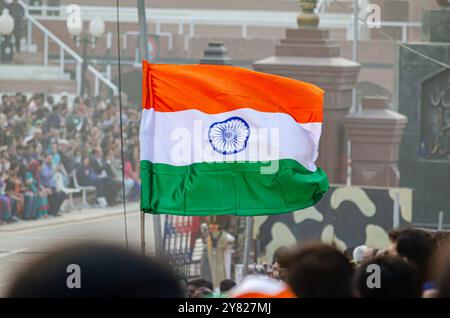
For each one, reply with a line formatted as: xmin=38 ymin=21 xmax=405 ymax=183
xmin=0 ymin=35 xmax=77 ymax=95
xmin=0 ymin=47 xmax=78 ymax=94
xmin=0 ymin=1 xmax=118 ymax=96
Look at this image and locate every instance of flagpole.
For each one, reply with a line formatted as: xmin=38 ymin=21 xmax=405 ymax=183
xmin=242 ymin=216 xmax=254 ymax=276
xmin=141 ymin=211 xmax=146 ymax=254
xmin=137 ymin=0 xmax=163 ymax=257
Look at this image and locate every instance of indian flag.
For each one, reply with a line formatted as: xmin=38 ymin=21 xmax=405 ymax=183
xmin=140 ymin=62 xmax=329 ymax=216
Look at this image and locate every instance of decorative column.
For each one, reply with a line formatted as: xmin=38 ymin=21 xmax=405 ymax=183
xmin=344 ymin=96 xmax=407 ymax=187
xmin=199 ymin=42 xmax=231 ymax=65
xmin=397 ymin=1 xmax=450 ymax=223
xmin=253 ymin=1 xmax=360 ymax=184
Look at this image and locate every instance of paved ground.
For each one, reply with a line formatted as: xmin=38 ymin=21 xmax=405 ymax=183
xmin=0 ymin=202 xmax=156 ymax=297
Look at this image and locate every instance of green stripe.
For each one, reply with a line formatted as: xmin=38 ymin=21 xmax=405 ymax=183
xmin=140 ymin=159 xmax=329 ymax=216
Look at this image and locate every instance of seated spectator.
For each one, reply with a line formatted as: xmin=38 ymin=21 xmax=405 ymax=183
xmin=0 ymin=173 xmax=13 ymax=223
xmin=40 ymin=153 xmax=66 ymax=216
xmin=48 ymin=142 xmax=62 ymax=168
xmin=8 ymin=243 xmax=183 ymax=298
xmin=25 ymin=160 xmax=49 ymax=219
xmin=76 ymin=156 xmax=110 ymax=207
xmin=354 ymin=256 xmax=422 ymax=298
xmin=5 ymin=162 xmax=25 ymax=220
xmin=90 ymin=147 xmax=105 ymax=177
xmin=43 ymin=103 xmax=61 ymax=134
xmin=282 ymin=242 xmax=354 ymax=298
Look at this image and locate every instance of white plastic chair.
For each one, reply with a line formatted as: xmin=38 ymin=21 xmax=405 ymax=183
xmin=54 ymin=172 xmax=80 ymax=211
xmin=72 ymin=170 xmax=96 ymax=209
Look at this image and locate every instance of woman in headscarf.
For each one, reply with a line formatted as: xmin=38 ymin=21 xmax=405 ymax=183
xmin=5 ymin=162 xmax=25 ymax=220
xmin=26 ymin=160 xmax=49 ymax=219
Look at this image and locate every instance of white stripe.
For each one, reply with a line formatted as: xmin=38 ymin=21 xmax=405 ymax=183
xmin=140 ymin=108 xmax=321 ymax=172
xmin=228 ymin=275 xmax=288 ymax=297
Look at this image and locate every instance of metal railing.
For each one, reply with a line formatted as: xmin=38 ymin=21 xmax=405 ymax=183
xmin=24 ymin=4 xmax=422 ymax=43
xmin=163 ymin=215 xmax=201 ymax=279
xmin=20 ymin=1 xmax=118 ymax=96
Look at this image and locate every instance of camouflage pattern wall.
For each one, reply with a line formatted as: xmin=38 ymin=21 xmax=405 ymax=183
xmin=254 ymin=185 xmax=413 ymax=263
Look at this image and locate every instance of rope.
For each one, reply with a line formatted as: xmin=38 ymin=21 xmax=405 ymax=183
xmin=333 ymin=0 xmax=450 ymax=70
xmin=116 ymin=0 xmax=129 ymax=249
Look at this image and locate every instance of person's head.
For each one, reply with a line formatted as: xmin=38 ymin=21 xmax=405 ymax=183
xmin=82 ymin=156 xmax=90 ymax=167
xmin=9 ymin=161 xmax=19 ymax=174
xmin=272 ymin=246 xmax=288 ymax=265
xmin=343 ymin=247 xmax=355 ymax=261
xmin=44 ymin=152 xmax=52 ymax=165
xmin=354 ymin=256 xmax=422 ymax=298
xmin=282 ymin=242 xmax=354 ymax=298
xmin=395 ymin=228 xmax=436 ymax=283
xmin=51 ymin=142 xmax=58 ymax=154
xmin=93 ymin=147 xmax=102 ymax=159
xmin=8 ymin=243 xmax=183 ymax=298
xmin=58 ymin=140 xmax=70 ymax=151
xmin=187 ymin=279 xmax=213 ymax=298
xmin=271 ymin=246 xmax=289 ymax=281
xmin=388 ymin=229 xmax=401 ymax=256
xmin=352 ymin=245 xmax=368 ymax=263
xmin=219 ymin=279 xmax=236 ymax=294
xmin=193 ymin=287 xmax=213 ymax=298
xmin=27 ymin=160 xmax=41 ymax=176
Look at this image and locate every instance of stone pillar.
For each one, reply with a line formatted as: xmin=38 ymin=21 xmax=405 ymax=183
xmin=199 ymin=42 xmax=231 ymax=65
xmin=397 ymin=5 xmax=450 ymax=223
xmin=253 ymin=28 xmax=360 ymax=184
xmin=343 ymin=96 xmax=407 ymax=187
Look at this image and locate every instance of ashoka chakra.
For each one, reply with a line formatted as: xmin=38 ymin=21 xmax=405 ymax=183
xmin=208 ymin=117 xmax=250 ymax=155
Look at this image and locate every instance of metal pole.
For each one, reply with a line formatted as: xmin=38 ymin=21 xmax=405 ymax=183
xmin=44 ymin=34 xmax=48 ymax=66
xmin=346 ymin=140 xmax=352 ymax=186
xmin=438 ymin=211 xmax=444 ymax=231
xmin=141 ymin=211 xmax=146 ymax=255
xmin=80 ymin=35 xmax=88 ymax=97
xmin=59 ymin=46 xmax=64 ymax=78
xmin=393 ymin=191 xmax=400 ymax=229
xmin=137 ymin=0 xmax=163 ymax=257
xmin=137 ymin=0 xmax=149 ymax=62
xmin=106 ymin=32 xmax=112 ymax=80
xmin=242 ymin=216 xmax=254 ymax=276
xmin=27 ymin=18 xmax=32 ymax=53
xmin=352 ymin=0 xmax=359 ymax=113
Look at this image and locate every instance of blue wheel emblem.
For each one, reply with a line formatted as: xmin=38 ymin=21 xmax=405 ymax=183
xmin=208 ymin=117 xmax=250 ymax=155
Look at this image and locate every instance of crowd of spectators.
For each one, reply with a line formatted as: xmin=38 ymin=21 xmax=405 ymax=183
xmin=7 ymin=226 xmax=450 ymax=298
xmin=0 ymin=92 xmax=141 ymax=225
xmin=186 ymin=227 xmax=450 ymax=298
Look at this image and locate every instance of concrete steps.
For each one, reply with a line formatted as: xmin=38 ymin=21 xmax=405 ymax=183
xmin=0 ymin=64 xmax=71 ymax=81
xmin=0 ymin=79 xmax=77 ymax=95
xmin=13 ymin=52 xmax=45 ymax=65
